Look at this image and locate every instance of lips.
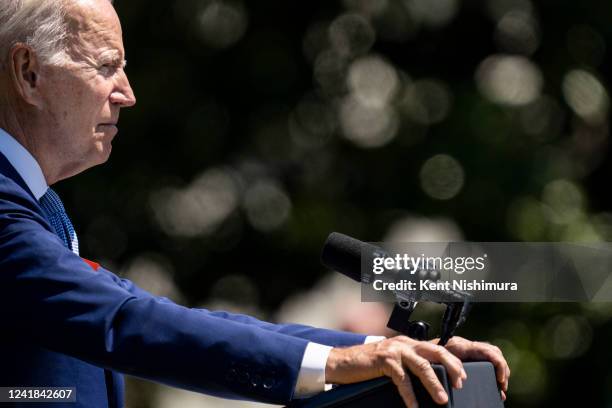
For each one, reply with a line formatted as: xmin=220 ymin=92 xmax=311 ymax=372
xmin=96 ymin=124 xmax=118 ymax=136
xmin=97 ymin=123 xmax=118 ymax=130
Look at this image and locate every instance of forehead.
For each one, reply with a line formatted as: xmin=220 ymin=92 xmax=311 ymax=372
xmin=64 ymin=0 xmax=124 ymax=58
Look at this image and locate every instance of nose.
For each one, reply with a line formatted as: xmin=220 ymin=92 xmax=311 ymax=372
xmin=110 ymin=69 xmax=136 ymax=108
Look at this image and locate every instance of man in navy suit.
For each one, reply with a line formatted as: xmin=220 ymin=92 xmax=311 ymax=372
xmin=0 ymin=0 xmax=509 ymax=407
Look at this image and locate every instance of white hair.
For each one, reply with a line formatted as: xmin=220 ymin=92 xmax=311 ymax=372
xmin=0 ymin=0 xmax=114 ymax=70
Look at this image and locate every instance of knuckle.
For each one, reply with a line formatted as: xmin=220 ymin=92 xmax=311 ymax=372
xmin=434 ymin=345 xmax=448 ymax=357
xmin=414 ymin=341 xmax=434 ymax=353
xmin=380 ymin=341 xmax=395 ymax=352
xmin=411 ymin=342 xmax=425 ymax=353
xmin=395 ymin=335 xmax=411 ymax=342
xmin=391 ymin=337 xmax=410 ymax=349
xmin=377 ymin=349 xmax=399 ymax=365
xmin=387 ymin=345 xmax=402 ymax=357
xmin=416 ymin=359 xmax=431 ymax=373
xmin=395 ymin=335 xmax=416 ymax=346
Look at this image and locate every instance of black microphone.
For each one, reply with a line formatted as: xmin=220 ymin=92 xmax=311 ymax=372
xmin=320 ymin=232 xmax=472 ymax=345
xmin=320 ymin=232 xmax=384 ymax=283
xmin=320 ymin=232 xmax=446 ymax=295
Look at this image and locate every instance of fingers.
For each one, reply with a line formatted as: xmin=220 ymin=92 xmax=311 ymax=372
xmin=400 ymin=337 xmax=465 ymax=389
xmin=384 ymin=359 xmax=419 ymax=408
xmin=413 ymin=342 xmax=466 ymax=389
xmin=375 ymin=338 xmax=452 ymax=407
xmin=327 ymin=336 xmax=508 ymax=408
xmin=402 ymin=353 xmax=448 ymax=405
xmin=475 ymin=344 xmax=509 ymax=392
xmin=443 ymin=337 xmax=510 ymax=393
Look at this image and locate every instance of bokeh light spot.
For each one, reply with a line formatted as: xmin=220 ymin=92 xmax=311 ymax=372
xmin=405 ymin=0 xmax=459 ymax=28
xmin=420 ymin=154 xmax=465 ymax=200
xmin=562 ymin=69 xmax=609 ymax=125
xmin=243 ymin=180 xmax=292 ymax=232
xmin=476 ymin=55 xmax=542 ymax=106
xmin=507 ymin=196 xmax=547 ymax=241
xmin=348 ymin=55 xmax=400 ymax=108
xmin=150 ymin=168 xmax=239 ymax=238
xmin=494 ymin=10 xmax=539 ymax=55
xmin=541 ymin=179 xmax=585 ymax=225
xmin=122 ymin=254 xmax=182 ymax=302
xmin=329 ymin=13 xmax=376 ymax=58
xmin=339 ymin=95 xmax=399 ymax=148
xmin=385 ymin=216 xmax=464 ymax=242
xmin=538 ymin=315 xmax=592 ymax=359
xmin=509 ymin=350 xmax=547 ymax=400
xmin=196 ymin=0 xmax=248 ymax=49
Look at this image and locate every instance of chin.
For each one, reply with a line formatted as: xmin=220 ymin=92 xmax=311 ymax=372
xmin=98 ymin=147 xmax=113 ymax=165
xmin=94 ymin=141 xmax=113 ymax=162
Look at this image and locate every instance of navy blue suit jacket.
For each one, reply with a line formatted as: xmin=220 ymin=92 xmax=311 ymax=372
xmin=0 ymin=152 xmax=366 ymax=407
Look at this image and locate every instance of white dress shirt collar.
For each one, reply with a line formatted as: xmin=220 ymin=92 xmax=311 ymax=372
xmin=0 ymin=128 xmax=48 ymax=200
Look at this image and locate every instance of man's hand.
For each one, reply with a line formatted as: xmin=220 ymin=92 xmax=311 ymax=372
xmin=436 ymin=336 xmax=510 ymax=401
xmin=325 ymin=336 xmax=511 ymax=408
xmin=325 ymin=336 xmax=467 ymax=408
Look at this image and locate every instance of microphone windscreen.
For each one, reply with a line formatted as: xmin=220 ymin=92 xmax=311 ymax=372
xmin=320 ymin=232 xmax=382 ymax=282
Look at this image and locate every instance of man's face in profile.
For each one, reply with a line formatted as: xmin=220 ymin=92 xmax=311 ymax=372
xmin=38 ymin=0 xmax=136 ymax=176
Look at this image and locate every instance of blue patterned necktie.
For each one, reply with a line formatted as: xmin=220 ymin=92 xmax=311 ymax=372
xmin=39 ymin=188 xmax=80 ymax=255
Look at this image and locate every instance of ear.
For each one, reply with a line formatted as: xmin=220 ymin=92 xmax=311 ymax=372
xmin=9 ymin=43 xmax=44 ymax=108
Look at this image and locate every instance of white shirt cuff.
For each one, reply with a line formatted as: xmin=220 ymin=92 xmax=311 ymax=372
xmin=294 ymin=342 xmax=333 ymax=398
xmin=294 ymin=336 xmax=386 ymax=398
xmin=364 ymin=335 xmax=386 ymax=344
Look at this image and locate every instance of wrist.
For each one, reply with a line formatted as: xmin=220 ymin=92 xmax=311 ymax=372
xmin=325 ymin=347 xmax=348 ymax=384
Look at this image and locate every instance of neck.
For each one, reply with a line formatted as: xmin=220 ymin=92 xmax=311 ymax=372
xmin=0 ymin=107 xmax=60 ymax=186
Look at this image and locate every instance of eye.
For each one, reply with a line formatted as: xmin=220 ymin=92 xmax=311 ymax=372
xmin=99 ymin=63 xmax=117 ymax=76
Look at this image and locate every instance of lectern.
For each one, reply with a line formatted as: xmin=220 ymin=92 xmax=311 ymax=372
xmin=288 ymin=361 xmax=503 ymax=408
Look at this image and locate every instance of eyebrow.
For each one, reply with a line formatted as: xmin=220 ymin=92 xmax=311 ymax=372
xmin=98 ymin=49 xmax=125 ymax=64
xmin=100 ymin=56 xmax=128 ymax=70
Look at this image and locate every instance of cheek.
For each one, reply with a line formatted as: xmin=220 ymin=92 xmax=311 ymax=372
xmin=86 ymin=81 xmax=114 ymax=115
xmin=48 ymin=83 xmax=84 ymax=123
xmin=69 ymin=93 xmax=110 ymax=131
xmin=43 ymin=70 xmax=112 ymax=129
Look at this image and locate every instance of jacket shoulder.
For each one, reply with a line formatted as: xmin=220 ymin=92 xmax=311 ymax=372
xmin=0 ymin=172 xmax=51 ymax=232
